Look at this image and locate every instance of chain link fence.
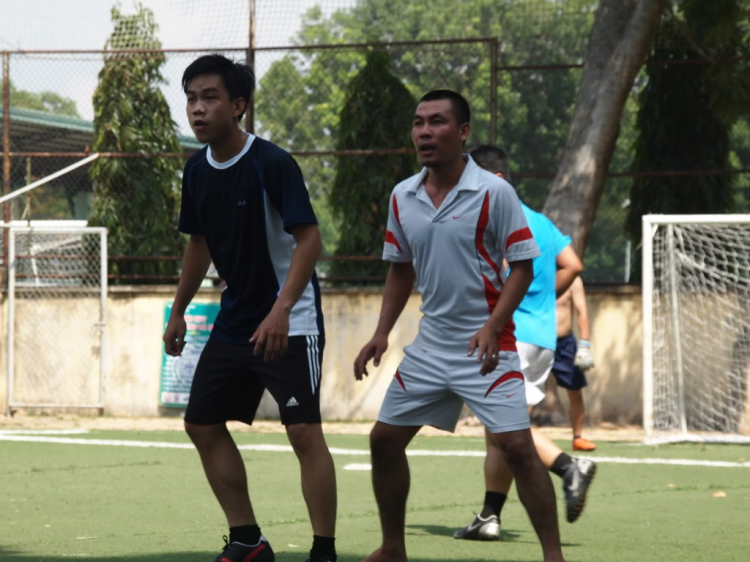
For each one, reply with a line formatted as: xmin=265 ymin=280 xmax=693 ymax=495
xmin=2 ymin=1 xmax=749 ymax=285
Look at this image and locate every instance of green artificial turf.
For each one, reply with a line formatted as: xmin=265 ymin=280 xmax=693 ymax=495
xmin=1 ymin=431 xmax=748 ymax=561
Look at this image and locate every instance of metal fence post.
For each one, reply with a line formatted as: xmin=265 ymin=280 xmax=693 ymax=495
xmin=489 ymin=38 xmax=498 ymax=145
xmin=6 ymin=226 xmax=14 ymax=417
xmin=2 ymin=52 xmax=11 ymax=269
xmin=246 ymin=0 xmax=256 ymax=134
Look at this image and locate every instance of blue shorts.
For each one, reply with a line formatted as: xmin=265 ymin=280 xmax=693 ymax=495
xmin=551 ymin=334 xmax=588 ymax=391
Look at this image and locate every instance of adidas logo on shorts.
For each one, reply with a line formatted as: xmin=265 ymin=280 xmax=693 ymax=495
xmin=286 ymin=396 xmax=300 ymax=407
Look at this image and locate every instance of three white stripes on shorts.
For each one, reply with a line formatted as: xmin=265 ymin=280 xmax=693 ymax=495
xmin=306 ymin=335 xmax=321 ymax=395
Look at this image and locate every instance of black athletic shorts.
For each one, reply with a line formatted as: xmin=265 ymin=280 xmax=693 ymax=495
xmin=184 ymin=334 xmax=324 ymax=426
xmin=551 ymin=333 xmax=588 ymax=391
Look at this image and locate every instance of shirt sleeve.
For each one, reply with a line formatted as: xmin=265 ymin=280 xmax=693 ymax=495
xmin=551 ymin=221 xmax=572 ymax=256
xmin=493 ymin=184 xmax=540 ymax=263
xmin=178 ymin=163 xmax=203 ymax=235
xmin=382 ymin=191 xmax=413 ymax=262
xmin=263 ymin=150 xmax=318 ymax=232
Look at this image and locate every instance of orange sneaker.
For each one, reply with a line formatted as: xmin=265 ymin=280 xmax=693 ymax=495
xmin=573 ymin=437 xmax=597 ymax=451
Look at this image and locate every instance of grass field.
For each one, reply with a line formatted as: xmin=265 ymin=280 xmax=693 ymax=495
xmin=1 ymin=428 xmax=748 ymax=562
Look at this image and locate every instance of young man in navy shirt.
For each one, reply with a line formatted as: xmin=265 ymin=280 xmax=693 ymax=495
xmin=163 ymin=54 xmax=336 ymax=562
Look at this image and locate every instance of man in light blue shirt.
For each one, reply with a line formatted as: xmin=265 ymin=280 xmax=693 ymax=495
xmin=455 ymin=145 xmax=597 ymax=542
xmin=515 ymin=201 xmax=576 ymax=405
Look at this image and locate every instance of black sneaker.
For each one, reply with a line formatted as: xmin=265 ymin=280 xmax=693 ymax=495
xmin=563 ymin=458 xmax=597 ymax=523
xmin=214 ymin=535 xmax=275 ymax=562
xmin=305 ymin=555 xmax=337 ymax=562
xmin=453 ymin=514 xmax=501 ymax=540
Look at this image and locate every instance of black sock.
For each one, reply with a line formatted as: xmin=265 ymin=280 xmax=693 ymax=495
xmin=551 ymin=452 xmax=574 ymax=479
xmin=311 ymin=535 xmax=336 ymax=559
xmin=479 ymin=491 xmax=507 ymax=519
xmin=230 ymin=524 xmax=261 ymax=545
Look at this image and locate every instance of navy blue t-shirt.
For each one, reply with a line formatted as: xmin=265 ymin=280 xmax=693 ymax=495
xmin=179 ymin=134 xmax=323 ymax=343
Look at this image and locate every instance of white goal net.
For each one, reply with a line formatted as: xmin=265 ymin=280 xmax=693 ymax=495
xmin=6 ymin=226 xmax=107 ymax=414
xmin=643 ymin=215 xmax=750 ymax=444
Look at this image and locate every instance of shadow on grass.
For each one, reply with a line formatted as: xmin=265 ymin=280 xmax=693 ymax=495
xmin=0 ymin=550 xmax=531 ymax=562
xmin=405 ymin=523 xmax=582 ymax=551
xmin=0 ymin=550 xmax=213 ymax=562
xmin=406 ymin=522 xmax=524 ymax=543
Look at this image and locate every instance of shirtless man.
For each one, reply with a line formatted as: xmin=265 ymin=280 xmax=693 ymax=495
xmin=553 ymin=276 xmax=596 ymax=451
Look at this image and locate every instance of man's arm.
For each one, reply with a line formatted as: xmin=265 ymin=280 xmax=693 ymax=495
xmin=556 ymin=245 xmax=583 ymax=297
xmin=571 ymin=277 xmax=590 ymax=340
xmin=163 ymin=235 xmax=212 ymax=356
xmin=251 ymin=223 xmax=322 ymax=362
xmin=571 ymin=276 xmax=595 ymax=370
xmin=469 ymin=259 xmax=533 ymax=375
xmin=353 ymin=261 xmax=416 ymax=380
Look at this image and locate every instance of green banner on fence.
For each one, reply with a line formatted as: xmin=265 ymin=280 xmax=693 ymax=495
xmin=159 ymin=302 xmax=220 ymax=408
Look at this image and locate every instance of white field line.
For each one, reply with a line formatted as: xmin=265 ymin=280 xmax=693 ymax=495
xmin=343 ymin=463 xmax=373 ymax=471
xmin=0 ymin=433 xmax=748 ymax=468
xmin=0 ymin=428 xmax=90 ymax=435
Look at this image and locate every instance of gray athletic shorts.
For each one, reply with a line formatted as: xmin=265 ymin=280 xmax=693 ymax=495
xmin=377 ymin=345 xmax=530 ymax=434
xmin=517 ymin=342 xmax=555 ymax=406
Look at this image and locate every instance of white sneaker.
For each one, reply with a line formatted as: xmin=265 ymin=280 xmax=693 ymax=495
xmin=453 ymin=514 xmax=500 ymax=541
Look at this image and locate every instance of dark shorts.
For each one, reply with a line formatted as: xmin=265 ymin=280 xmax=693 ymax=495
xmin=184 ymin=334 xmax=324 ymax=426
xmin=551 ymin=333 xmax=588 ymax=391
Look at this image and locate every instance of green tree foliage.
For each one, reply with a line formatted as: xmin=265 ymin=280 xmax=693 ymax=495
xmin=627 ymin=0 xmax=750 ymax=242
xmin=87 ymin=4 xmax=184 ymax=282
xmin=256 ymin=0 xmax=598 ymax=278
xmin=0 ymin=81 xmax=81 ymax=117
xmin=328 ymin=51 xmax=415 ymax=281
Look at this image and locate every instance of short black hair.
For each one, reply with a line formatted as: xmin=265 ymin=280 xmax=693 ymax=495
xmin=470 ymin=145 xmax=511 ymax=182
xmin=418 ymin=89 xmax=471 ymax=126
xmin=182 ymin=54 xmax=255 ymax=120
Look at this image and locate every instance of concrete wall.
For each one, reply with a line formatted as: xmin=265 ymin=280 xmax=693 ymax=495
xmin=0 ymin=285 xmax=644 ymax=424
xmin=569 ymin=286 xmax=642 ymax=424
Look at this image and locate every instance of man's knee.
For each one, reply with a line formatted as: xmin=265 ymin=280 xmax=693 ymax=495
xmin=185 ymin=421 xmax=227 ymax=448
xmin=493 ymin=429 xmax=537 ymax=465
xmin=370 ymin=423 xmax=414 ymax=461
xmin=286 ymin=423 xmax=325 ymax=456
xmin=567 ymin=389 xmax=584 ymax=404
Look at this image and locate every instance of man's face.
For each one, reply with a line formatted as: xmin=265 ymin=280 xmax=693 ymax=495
xmin=185 ymin=74 xmax=244 ymax=144
xmin=411 ymin=99 xmax=470 ymax=168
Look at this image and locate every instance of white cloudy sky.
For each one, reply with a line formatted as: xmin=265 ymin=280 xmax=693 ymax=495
xmin=1 ymin=0 xmax=355 ymax=132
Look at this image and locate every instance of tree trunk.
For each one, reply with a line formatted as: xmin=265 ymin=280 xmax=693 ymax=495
xmin=542 ymin=0 xmax=667 ymax=257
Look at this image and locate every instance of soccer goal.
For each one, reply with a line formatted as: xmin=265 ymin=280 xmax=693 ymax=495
xmin=643 ymin=214 xmax=750 ymax=444
xmin=5 ymin=226 xmax=107 ymax=414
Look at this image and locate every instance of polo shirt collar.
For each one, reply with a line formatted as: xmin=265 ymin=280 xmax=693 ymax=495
xmin=405 ymin=154 xmax=481 ymax=194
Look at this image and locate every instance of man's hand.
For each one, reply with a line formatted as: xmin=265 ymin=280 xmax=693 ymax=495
xmin=575 ymin=340 xmax=594 ymax=371
xmin=163 ymin=315 xmax=187 ymax=356
xmin=354 ymin=334 xmax=389 ymax=381
xmin=251 ymin=305 xmax=290 ymax=362
xmin=468 ymin=324 xmax=500 ymax=376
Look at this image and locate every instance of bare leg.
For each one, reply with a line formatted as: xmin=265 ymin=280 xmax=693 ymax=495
xmin=286 ymin=423 xmax=337 ymax=537
xmin=483 ymin=427 xmax=514 ymax=494
xmin=493 ymin=429 xmax=565 ymax=562
xmin=531 ymin=427 xmax=565 ymax=469
xmin=360 ymin=422 xmax=421 ymax=562
xmin=567 ymin=389 xmax=586 ymax=439
xmin=185 ymin=422 xmax=256 ymax=527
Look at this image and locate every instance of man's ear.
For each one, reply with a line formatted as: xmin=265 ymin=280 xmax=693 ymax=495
xmin=233 ymin=97 xmax=247 ymax=118
xmin=459 ymin=122 xmax=471 ymax=144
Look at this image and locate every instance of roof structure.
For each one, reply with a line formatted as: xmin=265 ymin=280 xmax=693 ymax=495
xmin=0 ymin=106 xmax=203 ymax=153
